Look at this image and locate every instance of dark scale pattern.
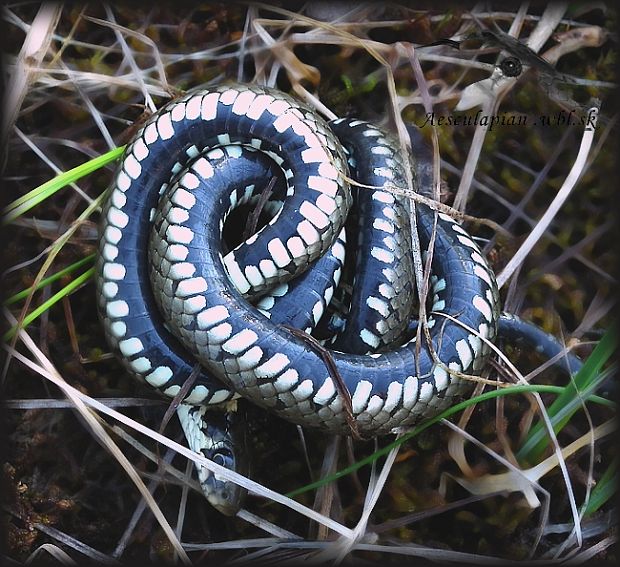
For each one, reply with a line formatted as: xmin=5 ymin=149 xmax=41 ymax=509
xmin=97 ymin=83 xmax=502 ymax=438
xmin=328 ymin=118 xmax=416 ymax=354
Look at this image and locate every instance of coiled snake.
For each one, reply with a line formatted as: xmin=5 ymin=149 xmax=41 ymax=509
xmin=96 ymin=83 xmax=581 ymax=514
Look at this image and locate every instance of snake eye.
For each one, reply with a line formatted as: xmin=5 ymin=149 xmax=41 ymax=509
xmin=212 ymin=449 xmax=233 ymax=467
xmin=499 ymin=56 xmax=523 ymax=77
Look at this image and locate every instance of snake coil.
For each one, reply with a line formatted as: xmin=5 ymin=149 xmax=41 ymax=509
xmin=96 ymin=83 xmax=502 ymax=440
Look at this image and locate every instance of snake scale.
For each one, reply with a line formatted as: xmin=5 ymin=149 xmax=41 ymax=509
xmin=96 ymin=83 xmax=580 ymax=513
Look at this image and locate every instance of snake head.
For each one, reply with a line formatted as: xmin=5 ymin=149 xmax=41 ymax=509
xmin=198 ymin=442 xmax=247 ymax=516
xmin=177 ymin=404 xmax=248 ymax=516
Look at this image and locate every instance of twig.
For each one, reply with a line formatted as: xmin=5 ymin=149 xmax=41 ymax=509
xmin=283 ymin=325 xmax=361 ymax=440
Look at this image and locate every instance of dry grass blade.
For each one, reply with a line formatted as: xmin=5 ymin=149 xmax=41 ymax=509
xmin=235 ymin=510 xmax=300 ymax=539
xmin=30 ymin=523 xmax=119 ymax=564
xmin=110 ymin=444 xmax=180 ymax=559
xmin=323 ymin=436 xmax=403 ymax=564
xmin=5 ymin=397 xmax=163 ymax=409
xmin=497 ymin=107 xmax=599 ymax=288
xmin=562 ymin=534 xmax=617 ymax=564
xmin=2 ymin=3 xmax=62 ymax=145
xmin=14 ymin=128 xmax=94 ymax=203
xmin=86 ymin=10 xmax=163 ymax=112
xmin=25 ymin=543 xmax=76 ymax=566
xmin=442 ymin=419 xmax=614 ymax=553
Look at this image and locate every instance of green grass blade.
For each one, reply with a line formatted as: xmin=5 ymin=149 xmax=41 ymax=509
xmin=3 ymin=267 xmax=95 ymax=341
xmin=285 ymin=383 xmax=614 ymax=499
xmin=516 ymin=324 xmax=617 ymax=463
xmin=2 ymin=146 xmax=124 ymax=225
xmin=584 ymin=456 xmax=617 ymax=517
xmin=4 ymin=254 xmax=96 ymax=306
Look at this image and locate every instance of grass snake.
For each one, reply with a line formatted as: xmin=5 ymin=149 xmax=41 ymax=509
xmin=96 ymin=83 xmax=582 ymax=514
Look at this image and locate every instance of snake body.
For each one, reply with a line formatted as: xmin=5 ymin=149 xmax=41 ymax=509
xmin=97 ymin=83 xmax=584 ymax=514
xmin=97 ymin=82 xmax=501 ymax=441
